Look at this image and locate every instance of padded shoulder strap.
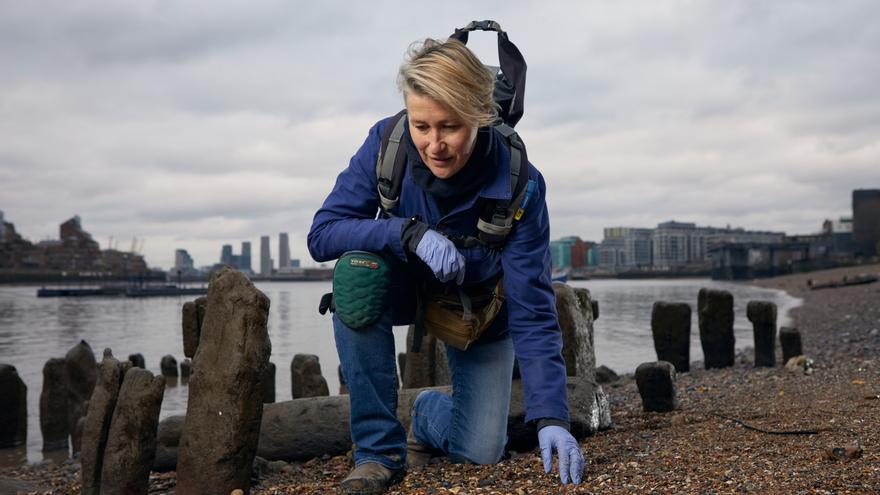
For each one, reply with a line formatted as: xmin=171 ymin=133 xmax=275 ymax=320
xmin=376 ymin=110 xmax=408 ymax=213
xmin=476 ymin=124 xmax=530 ymax=248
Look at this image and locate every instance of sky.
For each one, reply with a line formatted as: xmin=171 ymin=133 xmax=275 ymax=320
xmin=1 ymin=1 xmax=878 ymax=270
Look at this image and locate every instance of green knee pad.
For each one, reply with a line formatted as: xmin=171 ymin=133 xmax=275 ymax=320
xmin=332 ymin=251 xmax=391 ymax=329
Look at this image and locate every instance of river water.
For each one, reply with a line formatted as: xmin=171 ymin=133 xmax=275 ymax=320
xmin=0 ymin=278 xmax=799 ymax=465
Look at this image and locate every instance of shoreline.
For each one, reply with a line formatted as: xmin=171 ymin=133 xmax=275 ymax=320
xmin=1 ymin=264 xmax=878 ymax=493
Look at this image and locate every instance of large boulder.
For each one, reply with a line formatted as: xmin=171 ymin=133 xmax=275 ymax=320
xmin=65 ymin=340 xmax=98 ymax=454
xmin=553 ymin=283 xmax=597 ymax=381
xmin=176 ymin=268 xmax=272 ymax=495
xmin=290 ymin=354 xmax=329 ymax=399
xmin=40 ymin=357 xmax=69 ymax=452
xmin=100 ymin=368 xmax=165 ymax=495
xmin=650 ymin=302 xmax=691 ymax=372
xmin=80 ymin=349 xmax=127 ymax=495
xmin=0 ymin=364 xmax=27 ymax=448
xmin=697 ymin=289 xmax=735 ymax=369
xmin=747 ymin=301 xmax=777 ymax=367
xmin=158 ymin=377 xmax=610 ymax=466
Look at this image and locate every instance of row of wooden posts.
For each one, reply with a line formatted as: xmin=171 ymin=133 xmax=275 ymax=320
xmin=636 ymin=288 xmax=803 ymax=413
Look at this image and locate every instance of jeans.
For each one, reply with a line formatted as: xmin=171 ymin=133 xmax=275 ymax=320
xmin=333 ymin=310 xmax=514 ymax=470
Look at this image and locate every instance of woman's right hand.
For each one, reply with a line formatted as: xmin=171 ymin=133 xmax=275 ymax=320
xmin=415 ymin=229 xmax=466 ymax=285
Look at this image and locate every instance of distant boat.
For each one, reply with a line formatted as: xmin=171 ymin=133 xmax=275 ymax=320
xmin=551 ymin=268 xmax=569 ymax=283
xmin=37 ymin=284 xmax=207 ymax=298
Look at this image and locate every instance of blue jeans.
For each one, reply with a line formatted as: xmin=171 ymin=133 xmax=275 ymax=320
xmin=333 ymin=311 xmax=514 ymax=470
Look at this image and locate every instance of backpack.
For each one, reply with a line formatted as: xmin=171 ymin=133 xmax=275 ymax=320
xmin=376 ymin=20 xmax=535 ymax=250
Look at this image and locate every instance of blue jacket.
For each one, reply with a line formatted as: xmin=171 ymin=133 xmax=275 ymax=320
xmin=308 ymin=115 xmax=569 ymax=424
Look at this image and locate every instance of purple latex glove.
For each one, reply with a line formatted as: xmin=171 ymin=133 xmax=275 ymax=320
xmin=414 ymin=229 xmax=465 ymax=285
xmin=538 ymin=425 xmax=585 ymax=484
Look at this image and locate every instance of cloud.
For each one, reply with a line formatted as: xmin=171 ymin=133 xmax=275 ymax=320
xmin=1 ymin=1 xmax=877 ymax=269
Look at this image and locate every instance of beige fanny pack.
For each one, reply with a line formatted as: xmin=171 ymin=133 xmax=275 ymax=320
xmin=421 ymin=277 xmax=505 ymax=350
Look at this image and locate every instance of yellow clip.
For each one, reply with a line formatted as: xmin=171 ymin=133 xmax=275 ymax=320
xmin=514 ymin=208 xmax=524 ymax=220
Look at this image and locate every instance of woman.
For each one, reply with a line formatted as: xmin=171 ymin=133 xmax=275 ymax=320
xmin=308 ymin=37 xmax=584 ymax=495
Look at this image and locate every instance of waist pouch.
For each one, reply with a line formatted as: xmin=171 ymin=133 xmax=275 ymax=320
xmin=332 ymin=251 xmax=391 ymax=329
xmin=421 ymin=277 xmax=505 ymax=350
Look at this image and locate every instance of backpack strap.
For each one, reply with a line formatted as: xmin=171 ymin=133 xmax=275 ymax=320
xmin=376 ymin=110 xmax=408 ymax=213
xmin=476 ymin=123 xmax=530 ymax=248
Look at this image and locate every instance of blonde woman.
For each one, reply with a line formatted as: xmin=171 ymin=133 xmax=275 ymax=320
xmin=309 ymin=35 xmax=584 ymax=494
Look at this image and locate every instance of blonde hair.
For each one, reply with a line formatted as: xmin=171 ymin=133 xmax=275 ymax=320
xmin=398 ymin=38 xmax=498 ymax=128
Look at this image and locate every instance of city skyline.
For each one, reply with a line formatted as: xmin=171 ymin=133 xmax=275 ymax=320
xmin=2 ymin=2 xmax=877 ymax=270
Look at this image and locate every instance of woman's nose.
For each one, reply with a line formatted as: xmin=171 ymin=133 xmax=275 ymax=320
xmin=426 ymin=131 xmax=444 ymax=153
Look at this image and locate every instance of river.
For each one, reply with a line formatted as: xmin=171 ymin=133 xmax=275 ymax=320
xmin=0 ymin=278 xmax=800 ymax=465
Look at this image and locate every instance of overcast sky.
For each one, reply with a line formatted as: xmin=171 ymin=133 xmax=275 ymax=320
xmin=1 ymin=1 xmax=878 ymax=270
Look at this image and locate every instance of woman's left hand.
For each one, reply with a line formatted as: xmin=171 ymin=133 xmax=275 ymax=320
xmin=538 ymin=425 xmax=585 ymax=484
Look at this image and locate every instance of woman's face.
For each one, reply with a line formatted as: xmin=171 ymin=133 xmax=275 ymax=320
xmin=405 ymin=92 xmax=478 ymax=179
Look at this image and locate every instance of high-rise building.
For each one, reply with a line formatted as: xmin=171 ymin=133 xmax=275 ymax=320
xmin=279 ymin=233 xmax=291 ymax=269
xmin=174 ymin=249 xmax=194 ymax=271
xmin=220 ymin=244 xmax=233 ymax=266
xmin=853 ymin=189 xmax=880 ymax=257
xmin=260 ymin=235 xmax=272 ymax=276
xmin=240 ymin=241 xmax=252 ymax=271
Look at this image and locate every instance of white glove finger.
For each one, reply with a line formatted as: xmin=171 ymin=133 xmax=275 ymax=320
xmin=558 ymin=447 xmax=571 ymax=484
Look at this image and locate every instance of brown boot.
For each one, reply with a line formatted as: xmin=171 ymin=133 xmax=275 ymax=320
xmin=339 ymin=462 xmax=404 ymax=495
xmin=406 ymin=421 xmax=432 ymax=468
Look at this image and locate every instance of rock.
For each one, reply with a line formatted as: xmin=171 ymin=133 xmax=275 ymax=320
xmin=73 ymin=412 xmax=87 ymax=455
xmin=180 ymin=359 xmax=192 ymax=379
xmin=0 ymin=479 xmax=52 ymax=494
xmin=80 ymin=349 xmax=126 ymax=495
xmin=591 ymin=300 xmax=599 ymax=320
xmin=152 ymin=415 xmax=184 ymax=472
xmin=65 ymin=340 xmax=98 ymax=455
xmin=747 ymin=301 xmax=777 ymax=367
xmin=785 ymin=355 xmax=814 ymax=375
xmin=160 ymin=378 xmax=610 ymax=464
xmin=595 ymin=365 xmax=619 ymax=384
xmin=128 ymin=353 xmax=145 ymax=369
xmin=635 ymin=361 xmax=678 ymax=413
xmin=40 ymin=357 xmax=69 ymax=452
xmin=261 ymin=362 xmax=276 ymax=403
xmin=0 ymin=364 xmax=27 ymax=448
xmin=650 ymin=302 xmax=691 ymax=372
xmin=100 ymin=367 xmax=165 ymax=495
xmin=402 ymin=327 xmax=451 ymax=388
xmin=553 ymin=283 xmax=597 ymax=381
xmin=337 ymin=364 xmax=348 ymax=395
xmin=779 ymin=327 xmax=803 ymax=364
xmin=824 ymin=444 xmax=863 ymax=461
xmin=160 ymin=355 xmax=178 ymax=378
xmin=290 ymin=354 xmax=329 ymax=399
xmin=176 ymin=268 xmax=272 ymax=495
xmin=697 ymin=289 xmax=735 ymax=369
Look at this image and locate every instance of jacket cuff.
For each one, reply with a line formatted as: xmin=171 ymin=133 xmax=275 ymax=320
xmin=536 ymin=418 xmax=571 ymax=432
xmin=400 ymin=216 xmax=429 ymax=254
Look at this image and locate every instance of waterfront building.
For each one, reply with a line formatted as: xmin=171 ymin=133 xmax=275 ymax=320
xmin=597 ymin=235 xmax=625 ymax=270
xmin=240 ymin=241 xmax=252 ymax=272
xmin=853 ymin=189 xmax=880 ymax=257
xmin=174 ymin=249 xmax=194 ymax=271
xmin=598 ymin=228 xmax=652 ymax=270
xmin=279 ymin=233 xmax=291 ymax=269
xmin=260 ymin=235 xmax=272 ymax=276
xmin=220 ymin=244 xmax=234 ymax=266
